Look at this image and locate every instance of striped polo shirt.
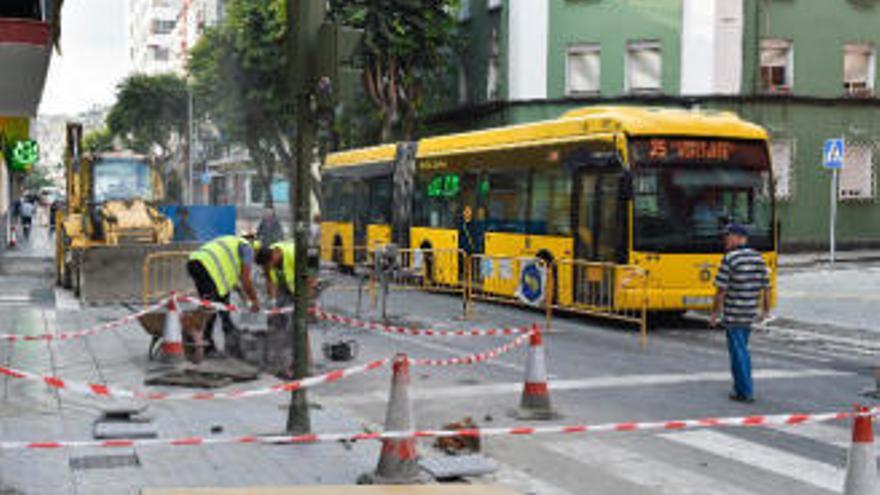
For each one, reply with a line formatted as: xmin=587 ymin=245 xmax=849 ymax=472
xmin=714 ymin=246 xmax=770 ymax=326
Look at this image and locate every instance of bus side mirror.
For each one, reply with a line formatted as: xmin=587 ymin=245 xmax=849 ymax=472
xmin=618 ymin=172 xmax=634 ymax=201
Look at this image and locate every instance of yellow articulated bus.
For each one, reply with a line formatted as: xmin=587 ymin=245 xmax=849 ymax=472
xmin=322 ymin=106 xmax=777 ymax=315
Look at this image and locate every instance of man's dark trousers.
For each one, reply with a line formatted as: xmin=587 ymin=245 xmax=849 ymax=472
xmin=726 ymin=325 xmax=753 ymax=399
xmin=186 ymin=260 xmax=236 ymax=352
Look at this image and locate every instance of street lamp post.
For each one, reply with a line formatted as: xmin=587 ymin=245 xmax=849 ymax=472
xmin=187 ymin=85 xmax=194 ymax=205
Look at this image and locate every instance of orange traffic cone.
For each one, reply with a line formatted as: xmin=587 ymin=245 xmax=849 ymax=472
xmin=161 ymin=294 xmax=185 ymax=364
xmin=843 ymin=406 xmax=877 ymax=495
xmin=518 ymin=325 xmax=555 ymax=420
xmin=359 ymin=354 xmax=431 ymax=485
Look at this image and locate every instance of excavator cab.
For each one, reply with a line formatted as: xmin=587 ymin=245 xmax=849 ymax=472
xmin=57 ymin=122 xmax=175 ymax=298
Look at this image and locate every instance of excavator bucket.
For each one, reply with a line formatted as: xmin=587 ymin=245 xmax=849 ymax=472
xmin=73 ymin=244 xmax=200 ymax=305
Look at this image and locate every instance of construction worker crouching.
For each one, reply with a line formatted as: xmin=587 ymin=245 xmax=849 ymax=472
xmin=256 ymin=241 xmax=296 ymax=377
xmin=187 ymin=235 xmax=261 ymax=356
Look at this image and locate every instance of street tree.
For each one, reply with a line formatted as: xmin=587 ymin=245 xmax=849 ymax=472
xmin=106 ymin=73 xmax=188 ymax=162
xmin=329 ymin=0 xmax=459 ymax=141
xmin=188 ymin=0 xmax=294 ymax=208
xmin=82 ymin=126 xmax=114 ymax=153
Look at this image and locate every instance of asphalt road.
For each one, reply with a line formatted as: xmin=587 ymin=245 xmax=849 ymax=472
xmin=311 ymin=271 xmax=880 ymax=495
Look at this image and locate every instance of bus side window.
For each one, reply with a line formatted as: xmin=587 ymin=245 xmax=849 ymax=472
xmin=530 ymin=169 xmax=572 ymax=236
xmin=486 ymin=172 xmax=529 ymax=233
xmin=368 ymin=176 xmax=393 ymax=224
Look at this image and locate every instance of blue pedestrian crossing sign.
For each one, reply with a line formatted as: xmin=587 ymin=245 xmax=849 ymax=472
xmin=823 ymin=138 xmax=845 ymax=169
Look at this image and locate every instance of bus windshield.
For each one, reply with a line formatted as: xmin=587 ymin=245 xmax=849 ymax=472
xmin=93 ymin=158 xmax=153 ymax=203
xmin=631 ymin=138 xmax=774 ymax=252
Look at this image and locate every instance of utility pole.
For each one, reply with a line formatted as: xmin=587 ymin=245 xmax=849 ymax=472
xmin=285 ymin=0 xmax=363 ymax=435
xmin=285 ymin=0 xmax=323 ymax=435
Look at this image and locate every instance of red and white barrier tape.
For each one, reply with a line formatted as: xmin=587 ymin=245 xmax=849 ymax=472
xmin=175 ymin=295 xmax=294 ymax=316
xmin=312 ymin=308 xmax=536 ymax=338
xmin=0 ymin=358 xmax=389 ymax=401
xmin=0 ymin=299 xmax=170 ymax=343
xmin=411 ymin=331 xmax=533 ymax=367
xmin=0 ymin=410 xmax=862 ymax=450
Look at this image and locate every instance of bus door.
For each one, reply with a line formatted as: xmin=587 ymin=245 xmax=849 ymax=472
xmin=573 ymin=170 xmax=626 ymax=305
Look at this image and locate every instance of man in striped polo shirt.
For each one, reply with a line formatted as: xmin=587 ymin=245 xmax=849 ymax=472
xmin=710 ymin=223 xmax=771 ymax=403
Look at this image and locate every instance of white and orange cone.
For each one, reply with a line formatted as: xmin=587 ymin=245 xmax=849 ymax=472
xmin=518 ymin=325 xmax=555 ymax=420
xmin=359 ymin=353 xmax=431 ymax=485
xmin=843 ymin=406 xmax=877 ymax=495
xmin=160 ymin=294 xmax=185 ymax=364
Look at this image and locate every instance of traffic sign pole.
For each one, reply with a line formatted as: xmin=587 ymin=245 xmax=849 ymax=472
xmin=830 ymin=167 xmax=837 ymax=267
xmin=822 ymin=137 xmax=845 ymax=268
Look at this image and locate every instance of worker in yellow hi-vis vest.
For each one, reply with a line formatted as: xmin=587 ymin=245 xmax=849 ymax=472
xmin=256 ymin=241 xmax=296 ymax=303
xmin=187 ymin=235 xmax=261 ymax=355
xmin=255 ymin=241 xmax=297 ymax=376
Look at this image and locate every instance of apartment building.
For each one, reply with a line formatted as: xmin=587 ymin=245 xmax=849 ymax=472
xmin=437 ymin=0 xmax=880 ymax=250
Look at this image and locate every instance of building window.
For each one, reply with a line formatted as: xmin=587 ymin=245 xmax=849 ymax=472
xmin=487 ymin=28 xmax=501 ymax=101
xmin=566 ymin=43 xmax=601 ymax=96
xmin=149 ymin=45 xmax=170 ymax=61
xmin=626 ymin=40 xmax=662 ymax=94
xmin=844 ymin=43 xmax=875 ymax=97
xmin=760 ymin=39 xmax=793 ymax=93
xmin=770 ymin=137 xmax=794 ymax=200
xmin=150 ymin=18 xmax=176 ymax=35
xmin=839 ymin=142 xmax=875 ymax=200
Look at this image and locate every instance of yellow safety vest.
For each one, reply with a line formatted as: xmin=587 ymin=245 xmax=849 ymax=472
xmin=189 ymin=235 xmax=246 ymax=297
xmin=268 ymin=241 xmax=295 ymax=295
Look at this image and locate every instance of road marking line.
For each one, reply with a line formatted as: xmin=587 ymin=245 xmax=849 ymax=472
xmin=768 ymin=422 xmax=849 ymax=448
xmin=765 ymin=327 xmax=880 ymax=351
xmin=780 ymin=290 xmax=880 ymax=302
xmin=321 ymin=368 xmax=851 ymax=405
xmin=376 ymin=331 xmax=525 ymax=372
xmin=491 ymin=460 xmax=575 ymax=495
xmin=662 ymin=430 xmax=843 ymax=492
xmin=757 ymin=347 xmax=834 ymax=364
xmin=544 ymin=438 xmax=761 ymax=495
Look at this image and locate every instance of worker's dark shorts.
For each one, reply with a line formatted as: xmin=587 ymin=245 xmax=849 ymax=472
xmin=186 ymin=260 xmax=220 ymax=300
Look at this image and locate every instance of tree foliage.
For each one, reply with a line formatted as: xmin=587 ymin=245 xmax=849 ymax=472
xmin=188 ymin=0 xmax=294 ymax=207
xmin=106 ymin=73 xmax=188 ymax=159
xmin=82 ymin=126 xmax=114 ymax=154
xmin=329 ymin=0 xmax=459 ymax=141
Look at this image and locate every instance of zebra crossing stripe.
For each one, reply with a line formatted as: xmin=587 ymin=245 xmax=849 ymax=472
xmin=544 ymin=438 xmax=762 ymax=495
xmin=662 ymin=429 xmax=843 ymax=492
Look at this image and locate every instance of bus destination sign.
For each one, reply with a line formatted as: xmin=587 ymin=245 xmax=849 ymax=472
xmin=632 ymin=138 xmax=767 ymax=167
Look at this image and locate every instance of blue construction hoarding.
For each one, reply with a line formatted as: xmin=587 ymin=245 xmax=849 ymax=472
xmin=159 ymin=205 xmax=237 ymax=243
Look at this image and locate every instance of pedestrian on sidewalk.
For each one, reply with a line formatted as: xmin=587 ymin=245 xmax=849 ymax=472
xmin=19 ymin=199 xmax=34 ymax=241
xmin=256 ymin=208 xmax=283 ymax=248
xmin=710 ymin=223 xmax=771 ymax=403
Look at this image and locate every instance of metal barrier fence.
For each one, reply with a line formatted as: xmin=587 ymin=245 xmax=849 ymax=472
xmin=467 ymin=254 xmax=554 ymax=330
xmin=554 ymin=259 xmax=648 ymax=346
xmin=321 ymin=247 xmax=470 ymax=319
xmin=143 ymin=251 xmax=195 ymax=304
xmin=317 ymin=245 xmax=650 ymax=339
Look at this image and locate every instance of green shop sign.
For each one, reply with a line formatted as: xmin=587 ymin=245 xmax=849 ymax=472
xmin=6 ymin=140 xmax=39 ymax=172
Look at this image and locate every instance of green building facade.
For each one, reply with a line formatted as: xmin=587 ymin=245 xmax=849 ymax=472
xmin=435 ymin=0 xmax=880 ymax=250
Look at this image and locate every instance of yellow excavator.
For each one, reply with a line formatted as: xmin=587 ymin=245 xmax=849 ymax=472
xmin=56 ymin=123 xmax=175 ymax=301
